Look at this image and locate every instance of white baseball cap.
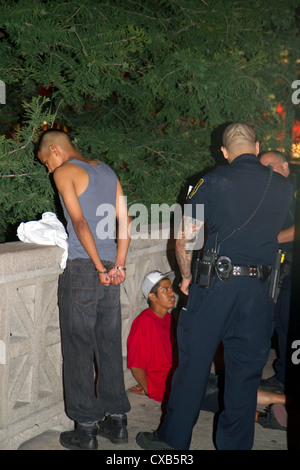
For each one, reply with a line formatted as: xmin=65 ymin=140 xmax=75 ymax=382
xmin=141 ymin=270 xmax=175 ymax=299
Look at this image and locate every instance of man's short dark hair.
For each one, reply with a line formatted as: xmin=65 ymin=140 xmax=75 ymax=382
xmin=34 ymin=128 xmax=71 ymax=158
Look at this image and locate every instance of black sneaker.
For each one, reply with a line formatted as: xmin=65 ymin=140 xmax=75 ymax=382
xmin=97 ymin=414 xmax=128 ymax=444
xmin=257 ymin=404 xmax=287 ymax=431
xmin=60 ymin=423 xmax=98 ymax=450
xmin=259 ymin=375 xmax=284 ymax=393
xmin=136 ymin=431 xmax=174 ymax=450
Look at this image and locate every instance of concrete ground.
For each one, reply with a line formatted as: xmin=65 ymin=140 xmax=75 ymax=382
xmin=17 ymin=396 xmax=287 ymax=452
xmin=17 ymin=349 xmax=290 ymax=451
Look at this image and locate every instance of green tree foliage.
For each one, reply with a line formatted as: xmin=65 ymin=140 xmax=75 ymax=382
xmin=0 ymin=0 xmax=298 ymax=240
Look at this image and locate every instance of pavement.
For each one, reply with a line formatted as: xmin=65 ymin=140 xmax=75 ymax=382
xmin=17 ymin=349 xmax=291 ymax=452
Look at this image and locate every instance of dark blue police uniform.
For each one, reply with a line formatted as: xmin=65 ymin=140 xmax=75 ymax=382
xmin=158 ymin=154 xmax=293 ymax=450
xmin=273 ymin=181 xmax=296 ymax=386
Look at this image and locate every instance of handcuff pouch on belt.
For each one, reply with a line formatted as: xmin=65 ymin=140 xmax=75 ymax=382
xmin=195 ymin=249 xmax=230 ymax=287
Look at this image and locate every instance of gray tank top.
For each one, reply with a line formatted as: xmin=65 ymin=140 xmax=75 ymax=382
xmin=59 ymin=159 xmax=118 ymax=262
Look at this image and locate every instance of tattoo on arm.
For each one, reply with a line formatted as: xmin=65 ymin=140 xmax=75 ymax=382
xmin=176 ymin=216 xmax=202 ymax=279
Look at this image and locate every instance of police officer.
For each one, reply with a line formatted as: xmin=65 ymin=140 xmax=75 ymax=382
xmin=259 ymin=151 xmax=295 ymax=393
xmin=136 ymin=122 xmax=293 ymax=450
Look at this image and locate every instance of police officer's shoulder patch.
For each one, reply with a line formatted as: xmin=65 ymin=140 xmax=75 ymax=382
xmin=188 ymin=178 xmax=204 ymax=199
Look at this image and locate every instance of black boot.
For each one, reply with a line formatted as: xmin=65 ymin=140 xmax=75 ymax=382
xmin=97 ymin=414 xmax=128 ymax=444
xmin=136 ymin=431 xmax=174 ymax=450
xmin=60 ymin=422 xmax=98 ymax=450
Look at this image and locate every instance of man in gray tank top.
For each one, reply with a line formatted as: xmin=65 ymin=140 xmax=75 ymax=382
xmin=36 ymin=129 xmax=131 ymax=450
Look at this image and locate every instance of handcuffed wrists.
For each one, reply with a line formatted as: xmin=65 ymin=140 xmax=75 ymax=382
xmin=112 ymin=266 xmax=126 ymax=271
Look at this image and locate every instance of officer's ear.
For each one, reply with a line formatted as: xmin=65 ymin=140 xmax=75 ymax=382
xmin=221 ymin=146 xmax=229 ymax=161
xmin=255 ymin=141 xmax=260 ymax=156
xmin=282 ymin=161 xmax=290 ymax=177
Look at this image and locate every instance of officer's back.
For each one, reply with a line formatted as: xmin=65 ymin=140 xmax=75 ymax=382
xmin=189 ymin=123 xmax=294 ymax=267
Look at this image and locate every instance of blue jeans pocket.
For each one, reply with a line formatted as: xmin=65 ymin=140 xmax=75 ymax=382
xmin=107 ymin=284 xmax=120 ymax=307
xmin=70 ymin=263 xmax=98 ymax=308
xmin=72 ymin=276 xmax=97 ymax=307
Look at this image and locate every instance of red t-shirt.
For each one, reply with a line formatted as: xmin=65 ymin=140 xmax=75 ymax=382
xmin=127 ymin=308 xmax=177 ymax=402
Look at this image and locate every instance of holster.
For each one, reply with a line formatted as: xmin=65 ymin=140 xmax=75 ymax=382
xmin=268 ymin=249 xmax=287 ymax=303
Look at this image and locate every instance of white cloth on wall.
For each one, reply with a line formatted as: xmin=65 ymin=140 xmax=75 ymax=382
xmin=17 ymin=212 xmax=68 ymax=269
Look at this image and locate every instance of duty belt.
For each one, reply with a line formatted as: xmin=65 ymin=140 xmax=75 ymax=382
xmin=232 ymin=264 xmax=272 ymax=281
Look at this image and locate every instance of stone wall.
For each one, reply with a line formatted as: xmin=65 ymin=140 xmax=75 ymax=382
xmin=0 ymin=225 xmax=176 ymax=449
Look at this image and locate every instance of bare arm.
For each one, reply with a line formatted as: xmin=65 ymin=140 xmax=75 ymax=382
xmin=108 ymin=180 xmax=131 ymax=285
xmin=130 ymin=367 xmax=148 ymax=395
xmin=175 ymin=215 xmax=203 ymax=295
xmin=278 ymin=225 xmax=295 ymax=244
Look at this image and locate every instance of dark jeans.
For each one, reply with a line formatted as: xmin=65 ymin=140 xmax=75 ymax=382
xmin=58 ymin=258 xmax=130 ymax=423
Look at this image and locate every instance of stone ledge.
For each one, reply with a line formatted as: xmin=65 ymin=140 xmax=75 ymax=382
xmin=0 ymin=242 xmax=64 ymax=277
xmin=0 ymin=226 xmax=176 ymax=450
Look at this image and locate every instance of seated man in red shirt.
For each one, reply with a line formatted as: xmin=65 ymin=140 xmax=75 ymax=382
xmin=127 ymin=271 xmax=288 ymax=431
xmin=127 ymin=271 xmax=177 ymax=403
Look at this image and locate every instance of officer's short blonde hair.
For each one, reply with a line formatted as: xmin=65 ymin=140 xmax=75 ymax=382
xmin=222 ymin=122 xmax=257 ymax=154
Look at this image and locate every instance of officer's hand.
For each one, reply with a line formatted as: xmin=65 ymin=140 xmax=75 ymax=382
xmin=180 ymin=276 xmax=192 ymax=295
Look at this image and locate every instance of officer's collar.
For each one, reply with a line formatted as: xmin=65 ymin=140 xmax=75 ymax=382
xmin=230 ymin=153 xmax=257 ymax=164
